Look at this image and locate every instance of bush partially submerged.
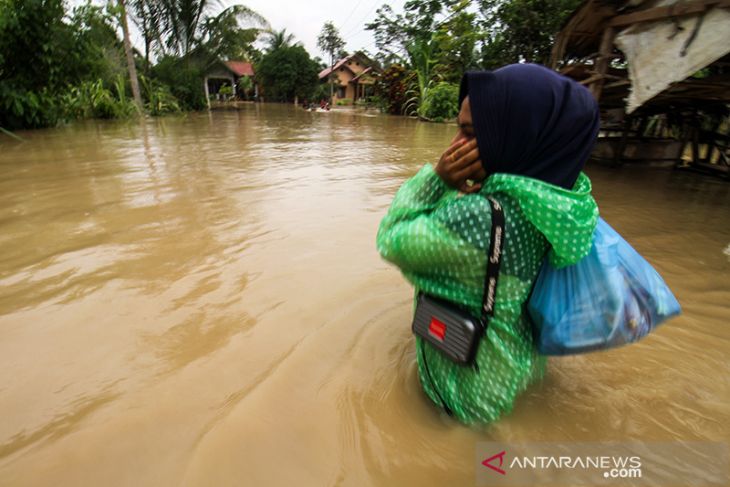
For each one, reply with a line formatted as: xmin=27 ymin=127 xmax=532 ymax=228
xmin=420 ymin=82 xmax=459 ymax=122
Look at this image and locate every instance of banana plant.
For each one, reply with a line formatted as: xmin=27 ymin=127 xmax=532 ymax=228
xmin=403 ymin=35 xmax=440 ymax=118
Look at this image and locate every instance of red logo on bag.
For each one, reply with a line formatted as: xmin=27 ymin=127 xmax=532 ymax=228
xmin=482 ymin=450 xmax=507 ymax=475
xmin=429 ymin=317 xmax=446 ymax=341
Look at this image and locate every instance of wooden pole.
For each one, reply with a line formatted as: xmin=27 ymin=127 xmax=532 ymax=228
xmin=591 ymin=27 xmax=616 ymax=101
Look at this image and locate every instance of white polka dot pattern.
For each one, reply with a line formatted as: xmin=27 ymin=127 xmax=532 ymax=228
xmin=377 ymin=164 xmax=598 ymax=425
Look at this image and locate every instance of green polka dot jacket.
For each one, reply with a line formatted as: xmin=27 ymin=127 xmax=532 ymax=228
xmin=377 ymin=164 xmax=599 ymax=425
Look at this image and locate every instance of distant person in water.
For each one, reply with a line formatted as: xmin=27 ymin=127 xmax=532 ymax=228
xmin=376 ymin=64 xmax=600 ymax=424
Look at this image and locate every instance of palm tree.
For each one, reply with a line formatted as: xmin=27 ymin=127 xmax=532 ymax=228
xmin=200 ymin=6 xmax=268 ymax=62
xmin=264 ymin=28 xmax=297 ymax=53
xmin=157 ymin=1 xmax=268 ymax=58
xmin=131 ymin=0 xmax=166 ymax=73
xmin=117 ymin=0 xmax=143 ymax=110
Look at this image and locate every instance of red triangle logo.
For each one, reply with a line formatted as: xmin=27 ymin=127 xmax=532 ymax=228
xmin=482 ymin=450 xmax=507 ymax=475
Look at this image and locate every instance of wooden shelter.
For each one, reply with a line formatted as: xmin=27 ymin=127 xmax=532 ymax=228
xmin=204 ymin=61 xmax=257 ymax=106
xmin=550 ymin=0 xmax=730 ymax=177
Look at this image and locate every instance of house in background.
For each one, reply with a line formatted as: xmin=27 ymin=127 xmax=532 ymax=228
xmin=318 ymin=52 xmax=381 ymax=105
xmin=204 ymin=61 xmax=257 ymax=104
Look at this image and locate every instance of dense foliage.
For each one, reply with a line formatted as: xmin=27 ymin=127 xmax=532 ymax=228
xmin=0 ymin=0 xmax=127 ymax=129
xmin=0 ymin=0 xmax=584 ymax=130
xmin=374 ymin=64 xmax=410 ymax=115
xmin=420 ymin=82 xmax=459 ymax=121
xmin=256 ymin=45 xmax=320 ymax=102
xmin=366 ymin=0 xmax=581 ymax=119
xmin=0 ymin=0 xmax=268 ymax=130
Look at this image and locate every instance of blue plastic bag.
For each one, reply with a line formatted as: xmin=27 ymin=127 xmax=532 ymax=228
xmin=528 ymin=218 xmax=681 ymax=355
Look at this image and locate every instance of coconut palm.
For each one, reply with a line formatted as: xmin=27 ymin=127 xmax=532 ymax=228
xmin=131 ymin=0 xmax=166 ymax=73
xmin=265 ymin=28 xmax=298 ymax=52
xmin=116 ymin=0 xmax=143 ymax=109
xmin=155 ymin=0 xmax=268 ymax=58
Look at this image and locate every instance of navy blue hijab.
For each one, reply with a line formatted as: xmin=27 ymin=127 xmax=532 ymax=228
xmin=459 ymin=64 xmax=600 ymax=189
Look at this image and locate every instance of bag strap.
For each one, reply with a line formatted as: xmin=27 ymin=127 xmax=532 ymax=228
xmin=480 ymin=197 xmax=505 ymax=323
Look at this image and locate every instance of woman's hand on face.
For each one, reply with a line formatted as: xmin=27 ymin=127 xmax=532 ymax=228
xmin=435 ymin=136 xmax=486 ymax=194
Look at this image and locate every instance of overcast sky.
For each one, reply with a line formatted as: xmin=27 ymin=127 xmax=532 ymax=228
xmin=72 ymin=0 xmax=408 ymax=60
xmin=232 ymin=0 xmax=407 ymax=58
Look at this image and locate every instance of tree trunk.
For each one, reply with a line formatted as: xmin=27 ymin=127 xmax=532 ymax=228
xmin=329 ymin=54 xmax=335 ymax=103
xmin=118 ymin=0 xmax=143 ymax=110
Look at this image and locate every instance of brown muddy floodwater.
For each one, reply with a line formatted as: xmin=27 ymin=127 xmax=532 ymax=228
xmin=0 ymin=104 xmax=729 ymax=487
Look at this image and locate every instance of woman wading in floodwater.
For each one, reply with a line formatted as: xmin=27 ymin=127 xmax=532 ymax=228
xmin=376 ymin=64 xmax=601 ymax=424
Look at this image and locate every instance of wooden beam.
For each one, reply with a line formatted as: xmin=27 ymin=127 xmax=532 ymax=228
xmin=591 ymin=27 xmax=616 ymax=100
xmin=580 ymin=73 xmax=604 ymax=85
xmin=610 ymin=0 xmax=730 ymax=27
xmin=604 ymin=79 xmax=632 ymax=90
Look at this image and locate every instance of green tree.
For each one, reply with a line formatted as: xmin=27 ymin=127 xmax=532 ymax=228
xmin=200 ymin=6 xmax=263 ymax=60
xmin=256 ymin=45 xmax=320 ymax=102
xmin=131 ymin=0 xmax=166 ymax=73
xmin=0 ymin=0 xmax=131 ymax=129
xmin=146 ymin=2 xmax=268 ymax=111
xmin=151 ymin=1 xmax=268 ymax=58
xmin=265 ymin=28 xmax=297 ymax=52
xmin=432 ymin=3 xmax=480 ymax=83
xmin=151 ymin=55 xmax=207 ymax=110
xmin=478 ymin=0 xmax=581 ymax=65
xmin=365 ymin=0 xmax=476 ymax=115
xmin=316 ymin=21 xmax=345 ymax=102
xmin=367 ymin=0 xmax=579 ymax=70
xmin=366 ymin=0 xmax=461 ymax=58
xmin=0 ymin=0 xmax=63 ymax=128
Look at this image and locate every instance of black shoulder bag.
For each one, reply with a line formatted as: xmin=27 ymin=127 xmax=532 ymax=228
xmin=411 ymin=196 xmax=505 ymax=366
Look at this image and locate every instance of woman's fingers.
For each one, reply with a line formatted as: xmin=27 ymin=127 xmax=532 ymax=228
xmin=448 ymin=140 xmax=479 ymax=169
xmin=444 ymin=137 xmax=469 ymax=159
xmin=453 ymin=158 xmax=484 ymax=183
xmin=445 ymin=138 xmax=476 ymax=162
xmin=436 ymin=138 xmax=482 ymax=190
xmin=452 ymin=147 xmax=480 ymax=170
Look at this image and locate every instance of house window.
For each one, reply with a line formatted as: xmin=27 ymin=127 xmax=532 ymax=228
xmin=337 ymin=87 xmax=346 ymax=99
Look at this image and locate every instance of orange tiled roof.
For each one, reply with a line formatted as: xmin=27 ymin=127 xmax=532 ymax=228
xmin=225 ymin=61 xmax=254 ymax=77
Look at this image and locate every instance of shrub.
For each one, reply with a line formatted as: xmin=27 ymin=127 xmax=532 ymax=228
xmin=152 ymin=56 xmax=207 ymax=111
xmin=140 ymin=75 xmax=180 ymax=116
xmin=420 ymin=82 xmax=459 ymax=122
xmin=374 ymin=64 xmax=410 ymax=115
xmin=336 ymin=98 xmax=352 ymax=106
xmin=61 ymin=77 xmax=137 ymax=120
